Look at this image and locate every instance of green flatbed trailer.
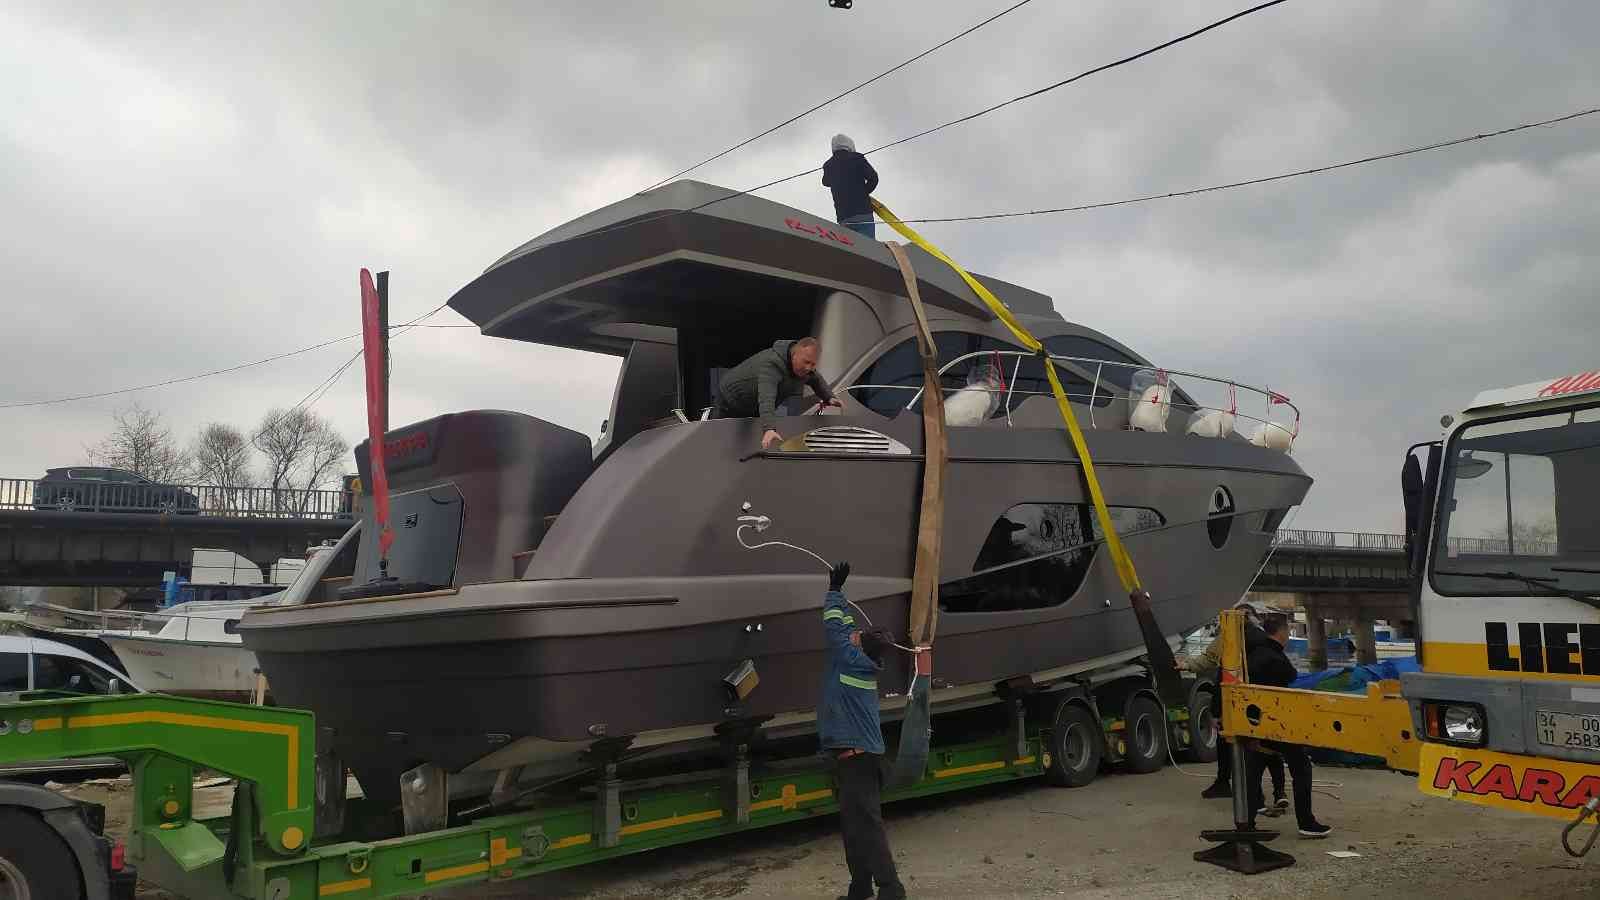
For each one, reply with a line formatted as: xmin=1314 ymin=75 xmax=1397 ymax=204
xmin=0 ymin=671 xmax=1207 ymax=899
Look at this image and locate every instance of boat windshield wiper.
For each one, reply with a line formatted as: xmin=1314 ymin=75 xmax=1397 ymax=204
xmin=1435 ymin=569 xmax=1600 ymax=610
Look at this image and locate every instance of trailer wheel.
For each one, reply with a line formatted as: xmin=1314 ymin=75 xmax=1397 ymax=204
xmin=1122 ymin=694 xmax=1168 ymax=774
xmin=1185 ymin=684 xmax=1220 ymax=764
xmin=0 ymin=809 xmax=84 ymax=900
xmin=1043 ymin=701 xmax=1102 ymax=787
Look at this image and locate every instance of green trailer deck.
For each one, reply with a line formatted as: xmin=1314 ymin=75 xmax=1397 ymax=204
xmin=0 ymin=692 xmax=1062 ymax=899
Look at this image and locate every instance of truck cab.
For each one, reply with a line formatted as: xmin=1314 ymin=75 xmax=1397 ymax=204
xmin=1401 ymin=370 xmax=1600 ymax=822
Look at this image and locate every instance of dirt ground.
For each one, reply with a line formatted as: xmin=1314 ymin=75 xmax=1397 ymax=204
xmin=57 ymin=760 xmax=1597 ymax=899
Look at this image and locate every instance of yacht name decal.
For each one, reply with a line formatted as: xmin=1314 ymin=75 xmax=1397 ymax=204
xmin=1485 ymin=621 xmax=1600 ymax=676
xmin=785 ymin=217 xmax=855 ymax=246
xmin=1538 ymin=370 xmax=1600 ymax=398
xmin=383 ymin=431 xmax=429 ymax=459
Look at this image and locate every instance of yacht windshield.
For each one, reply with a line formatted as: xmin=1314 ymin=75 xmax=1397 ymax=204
xmin=1431 ymin=403 xmax=1600 ymax=598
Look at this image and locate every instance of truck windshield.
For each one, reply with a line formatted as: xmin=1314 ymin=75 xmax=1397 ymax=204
xmin=1431 ymin=404 xmax=1600 ymax=597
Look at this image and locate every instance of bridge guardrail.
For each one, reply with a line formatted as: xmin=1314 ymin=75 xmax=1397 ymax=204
xmin=1272 ymin=528 xmax=1557 ymax=556
xmin=1 ymin=477 xmax=353 ymax=520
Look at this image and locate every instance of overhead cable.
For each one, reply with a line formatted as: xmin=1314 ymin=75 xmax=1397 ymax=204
xmin=639 ymin=0 xmax=1040 ymax=191
xmin=3 ymin=301 xmax=452 ymax=410
xmin=889 ymin=105 xmax=1600 ymax=224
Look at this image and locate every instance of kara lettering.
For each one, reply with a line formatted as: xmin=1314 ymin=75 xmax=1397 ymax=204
xmin=1431 ymin=756 xmax=1600 ymax=809
xmin=784 ymin=217 xmax=855 ymax=246
xmin=1484 ymin=622 xmax=1600 ymax=676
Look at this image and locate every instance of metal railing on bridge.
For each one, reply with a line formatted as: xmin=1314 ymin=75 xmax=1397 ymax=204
xmin=0 ymin=477 xmax=353 ymax=520
xmin=1271 ymin=528 xmax=1558 ymax=557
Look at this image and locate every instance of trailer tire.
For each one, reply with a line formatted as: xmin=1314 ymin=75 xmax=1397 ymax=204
xmin=1043 ymin=701 xmax=1102 ymax=787
xmin=1122 ymin=694 xmax=1167 ymax=774
xmin=0 ymin=809 xmax=84 ymax=900
xmin=1185 ymin=683 xmax=1220 ymax=764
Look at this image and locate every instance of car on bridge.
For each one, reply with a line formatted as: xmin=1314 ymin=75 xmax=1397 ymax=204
xmin=32 ymin=467 xmax=200 ymax=514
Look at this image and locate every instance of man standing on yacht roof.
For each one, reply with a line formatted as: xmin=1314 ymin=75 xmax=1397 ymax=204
xmin=713 ymin=337 xmax=840 ymax=449
xmin=820 ymin=561 xmax=906 ymax=900
xmin=823 ymin=134 xmax=879 ymax=239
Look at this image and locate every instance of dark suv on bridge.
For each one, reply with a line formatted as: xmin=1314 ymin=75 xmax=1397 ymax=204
xmin=33 ymin=467 xmax=200 ymax=514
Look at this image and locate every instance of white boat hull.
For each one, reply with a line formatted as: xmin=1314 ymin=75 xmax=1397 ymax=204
xmin=104 ymin=635 xmax=262 ymax=701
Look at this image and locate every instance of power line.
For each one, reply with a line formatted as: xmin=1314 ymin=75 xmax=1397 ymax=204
xmin=2 ymin=301 xmax=453 ymax=410
xmin=887 ymin=105 xmax=1600 ymax=224
xmin=508 ymin=0 xmax=1298 ymax=255
xmin=639 ymin=0 xmax=1040 ymax=192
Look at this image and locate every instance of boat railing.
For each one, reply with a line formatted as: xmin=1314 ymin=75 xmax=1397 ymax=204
xmin=840 ymin=349 xmax=1301 ymax=444
xmin=16 ymin=600 xmax=249 ymax=639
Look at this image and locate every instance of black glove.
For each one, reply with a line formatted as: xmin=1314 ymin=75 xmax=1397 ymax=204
xmin=828 ymin=561 xmax=850 ymax=592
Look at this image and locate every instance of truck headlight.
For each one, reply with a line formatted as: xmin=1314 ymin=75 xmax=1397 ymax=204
xmin=1425 ymin=701 xmax=1486 ymax=745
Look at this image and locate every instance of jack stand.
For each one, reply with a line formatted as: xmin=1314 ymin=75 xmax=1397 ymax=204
xmin=1194 ymin=738 xmax=1295 ymax=874
xmin=723 ymin=742 xmax=751 ymax=826
xmin=593 ymin=761 xmax=621 ymax=849
xmin=1004 ymin=696 xmax=1028 ymax=765
xmin=400 ymin=763 xmax=449 ymax=835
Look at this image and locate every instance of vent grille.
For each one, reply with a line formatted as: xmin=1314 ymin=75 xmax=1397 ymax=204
xmin=801 ymin=426 xmax=909 ymax=455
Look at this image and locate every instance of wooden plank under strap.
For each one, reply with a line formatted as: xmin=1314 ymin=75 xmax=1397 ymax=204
xmin=883 ymin=241 xmax=945 ymax=651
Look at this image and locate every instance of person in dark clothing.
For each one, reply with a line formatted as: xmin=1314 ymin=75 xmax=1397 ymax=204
xmin=822 ymin=134 xmax=880 ymax=239
xmin=1245 ymin=613 xmax=1332 ymax=838
xmin=714 ymin=337 xmax=840 ymax=449
xmin=1184 ymin=603 xmax=1286 ymax=808
xmin=819 ymin=561 xmax=906 ymax=900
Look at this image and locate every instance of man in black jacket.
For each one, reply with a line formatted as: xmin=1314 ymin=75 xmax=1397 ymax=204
xmin=1246 ymin=613 xmax=1332 ymax=838
xmin=822 ymin=134 xmax=880 ymax=239
xmin=714 ymin=337 xmax=841 ymax=449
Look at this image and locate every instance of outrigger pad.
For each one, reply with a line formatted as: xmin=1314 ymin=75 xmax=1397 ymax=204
xmin=1194 ymin=828 xmax=1295 ymax=874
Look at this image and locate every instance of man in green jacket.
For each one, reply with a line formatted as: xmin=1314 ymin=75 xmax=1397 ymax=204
xmin=714 ymin=337 xmax=840 ymax=449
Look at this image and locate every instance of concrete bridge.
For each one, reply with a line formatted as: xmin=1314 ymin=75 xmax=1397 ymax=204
xmin=0 ymin=477 xmax=353 ymax=586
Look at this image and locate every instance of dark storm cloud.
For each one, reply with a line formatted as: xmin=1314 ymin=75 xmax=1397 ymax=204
xmin=2 ymin=0 xmax=1595 ymax=532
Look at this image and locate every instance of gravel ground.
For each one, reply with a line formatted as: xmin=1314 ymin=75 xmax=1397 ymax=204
xmin=56 ymin=762 xmax=1599 ymax=899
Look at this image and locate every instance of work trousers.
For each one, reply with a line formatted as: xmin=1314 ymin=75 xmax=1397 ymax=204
xmin=834 ymin=752 xmax=903 ymax=898
xmin=1208 ymin=683 xmax=1285 ymax=796
xmin=839 ymin=213 xmax=876 ymax=239
xmin=1247 ymin=741 xmax=1315 ymax=827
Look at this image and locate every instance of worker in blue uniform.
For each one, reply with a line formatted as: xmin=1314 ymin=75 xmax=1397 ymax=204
xmin=819 ymin=561 xmax=906 ymax=900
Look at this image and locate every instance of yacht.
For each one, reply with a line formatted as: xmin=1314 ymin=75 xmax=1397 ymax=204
xmin=238 ymin=180 xmax=1312 ymax=807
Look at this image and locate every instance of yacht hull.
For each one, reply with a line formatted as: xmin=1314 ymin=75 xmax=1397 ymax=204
xmin=243 ymin=419 xmax=1310 ymax=803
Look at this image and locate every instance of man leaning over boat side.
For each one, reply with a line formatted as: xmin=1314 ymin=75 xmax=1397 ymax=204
xmin=713 ymin=337 xmax=841 ymax=449
xmin=819 ymin=561 xmax=907 ymax=900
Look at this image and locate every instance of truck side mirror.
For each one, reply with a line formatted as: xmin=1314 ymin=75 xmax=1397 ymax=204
xmin=109 ymin=677 xmax=124 ymax=695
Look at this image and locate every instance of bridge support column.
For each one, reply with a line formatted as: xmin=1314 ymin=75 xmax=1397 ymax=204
xmin=1304 ymin=600 xmax=1327 ymax=672
xmin=1353 ymin=617 xmax=1377 ymax=666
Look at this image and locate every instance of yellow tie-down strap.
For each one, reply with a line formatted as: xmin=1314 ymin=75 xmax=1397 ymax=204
xmin=871 ymin=198 xmax=1143 ymax=593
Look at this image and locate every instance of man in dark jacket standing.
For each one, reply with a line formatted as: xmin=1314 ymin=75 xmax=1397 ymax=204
xmin=714 ymin=337 xmax=840 ymax=449
xmin=820 ymin=561 xmax=906 ymax=900
xmin=1246 ymin=613 xmax=1332 ymax=838
xmin=822 ymin=134 xmax=880 ymax=239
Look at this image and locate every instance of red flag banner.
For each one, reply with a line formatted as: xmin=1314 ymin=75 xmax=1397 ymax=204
xmin=360 ymin=269 xmax=394 ymax=560
xmin=1268 ymin=390 xmax=1291 ymax=406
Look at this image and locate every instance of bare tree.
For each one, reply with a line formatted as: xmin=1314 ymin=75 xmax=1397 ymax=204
xmin=85 ymin=403 xmax=192 ymax=482
xmin=190 ymin=423 xmax=257 ymax=511
xmin=252 ymin=407 xmax=350 ymax=513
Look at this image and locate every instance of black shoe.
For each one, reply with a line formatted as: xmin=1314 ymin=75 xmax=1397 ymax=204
xmin=1298 ymin=821 xmax=1332 ymax=838
xmin=875 ymin=884 xmax=907 ymax=900
xmin=1201 ymin=782 xmax=1232 ymax=799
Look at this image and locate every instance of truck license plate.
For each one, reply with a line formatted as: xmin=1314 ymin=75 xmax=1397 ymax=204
xmin=1536 ymin=710 xmax=1600 ymax=752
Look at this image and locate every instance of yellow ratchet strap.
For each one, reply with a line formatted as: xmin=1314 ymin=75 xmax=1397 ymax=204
xmin=870 ymin=197 xmax=1144 ymax=594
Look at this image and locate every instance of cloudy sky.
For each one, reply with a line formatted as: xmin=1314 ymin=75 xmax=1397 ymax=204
xmin=2 ymin=0 xmax=1595 ymax=532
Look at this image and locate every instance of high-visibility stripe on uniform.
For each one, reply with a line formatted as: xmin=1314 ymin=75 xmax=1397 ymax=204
xmin=823 ymin=609 xmax=847 ymax=622
xmin=839 ymin=673 xmax=877 ymax=690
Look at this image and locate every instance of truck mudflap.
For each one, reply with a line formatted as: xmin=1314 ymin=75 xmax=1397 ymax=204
xmin=1418 ymin=743 xmax=1600 ymax=821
